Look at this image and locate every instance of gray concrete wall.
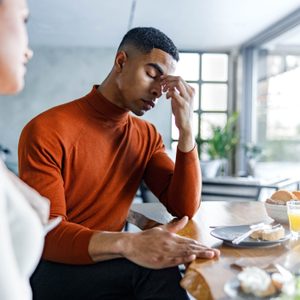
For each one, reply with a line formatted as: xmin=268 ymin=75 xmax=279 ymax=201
xmin=0 ymin=46 xmax=172 ymax=166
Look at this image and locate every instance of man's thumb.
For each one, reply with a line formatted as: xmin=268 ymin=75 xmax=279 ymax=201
xmin=165 ymin=216 xmax=189 ymax=233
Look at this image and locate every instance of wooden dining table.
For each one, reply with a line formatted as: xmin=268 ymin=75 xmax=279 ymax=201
xmin=128 ymin=201 xmax=300 ymax=300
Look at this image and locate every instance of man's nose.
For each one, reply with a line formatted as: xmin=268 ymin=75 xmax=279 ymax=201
xmin=151 ymin=82 xmax=162 ymax=99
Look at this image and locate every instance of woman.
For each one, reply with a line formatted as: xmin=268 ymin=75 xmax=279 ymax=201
xmin=0 ymin=0 xmax=51 ymax=299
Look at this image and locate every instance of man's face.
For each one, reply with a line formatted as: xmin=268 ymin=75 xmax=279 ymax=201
xmin=0 ymin=0 xmax=32 ymax=94
xmin=115 ymin=48 xmax=176 ymax=116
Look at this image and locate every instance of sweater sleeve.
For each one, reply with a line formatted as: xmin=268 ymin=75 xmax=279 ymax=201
xmin=18 ymin=120 xmax=95 ymax=265
xmin=144 ymin=141 xmax=201 ymax=219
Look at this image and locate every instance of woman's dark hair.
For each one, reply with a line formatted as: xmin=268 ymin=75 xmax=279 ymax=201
xmin=118 ymin=27 xmax=179 ymax=62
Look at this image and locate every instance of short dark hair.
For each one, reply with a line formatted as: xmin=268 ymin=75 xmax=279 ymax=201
xmin=118 ymin=27 xmax=179 ymax=62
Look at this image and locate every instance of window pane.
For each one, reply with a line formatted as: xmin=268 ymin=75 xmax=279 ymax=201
xmin=286 ymin=55 xmax=300 ymax=70
xmin=175 ymin=53 xmax=200 ymax=81
xmin=201 ymin=83 xmax=227 ymax=111
xmin=202 ymin=54 xmax=228 ymax=81
xmin=267 ymin=55 xmax=284 ymax=77
xmin=190 ymin=83 xmax=199 ymax=111
xmin=172 ymin=113 xmax=199 ymax=140
xmin=256 ymin=67 xmax=300 ymax=162
xmin=193 ymin=112 xmax=199 ymax=138
xmin=171 ymin=115 xmax=179 ymax=140
xmin=200 ymin=113 xmax=227 ymax=140
xmin=171 ymin=141 xmax=178 ymax=152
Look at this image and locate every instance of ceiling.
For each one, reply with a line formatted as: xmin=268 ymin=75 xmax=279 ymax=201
xmin=27 ymin=0 xmax=300 ymax=51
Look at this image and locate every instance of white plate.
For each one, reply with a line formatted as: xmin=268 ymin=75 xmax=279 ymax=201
xmin=210 ymin=225 xmax=290 ymax=247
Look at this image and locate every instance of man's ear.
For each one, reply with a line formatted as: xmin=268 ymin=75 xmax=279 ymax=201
xmin=115 ymin=51 xmax=127 ymax=72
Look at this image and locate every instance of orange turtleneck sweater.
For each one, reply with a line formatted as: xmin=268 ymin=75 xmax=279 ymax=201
xmin=18 ymin=86 xmax=201 ymax=265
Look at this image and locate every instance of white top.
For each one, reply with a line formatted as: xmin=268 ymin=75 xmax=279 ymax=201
xmin=0 ymin=160 xmax=46 ymax=300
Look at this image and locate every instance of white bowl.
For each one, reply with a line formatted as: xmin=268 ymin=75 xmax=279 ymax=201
xmin=264 ymin=202 xmax=289 ymax=224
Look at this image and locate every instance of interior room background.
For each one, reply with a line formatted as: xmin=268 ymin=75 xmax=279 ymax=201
xmin=1 ymin=0 xmax=300 ymax=180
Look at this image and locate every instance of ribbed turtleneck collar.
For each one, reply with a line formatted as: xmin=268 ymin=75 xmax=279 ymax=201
xmin=83 ymin=85 xmax=129 ymax=124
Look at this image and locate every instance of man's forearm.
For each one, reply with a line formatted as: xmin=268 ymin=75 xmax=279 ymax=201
xmin=88 ymin=220 xmax=220 ymax=269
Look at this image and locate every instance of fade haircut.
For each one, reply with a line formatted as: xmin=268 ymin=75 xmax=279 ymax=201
xmin=118 ymin=27 xmax=179 ymax=62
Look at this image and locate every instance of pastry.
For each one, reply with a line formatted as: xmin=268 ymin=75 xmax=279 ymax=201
xmin=271 ymin=190 xmax=297 ymax=202
xmin=250 ymin=225 xmax=284 ymax=241
xmin=266 ymin=189 xmax=298 ymax=205
xmin=250 ymin=225 xmax=272 ymax=239
xmin=292 ymin=191 xmax=300 ymax=200
xmin=238 ymin=267 xmax=277 ymax=297
xmin=261 ymin=226 xmax=285 ymax=241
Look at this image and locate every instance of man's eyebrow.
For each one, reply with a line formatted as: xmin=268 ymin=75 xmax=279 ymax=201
xmin=147 ymin=63 xmax=164 ymax=76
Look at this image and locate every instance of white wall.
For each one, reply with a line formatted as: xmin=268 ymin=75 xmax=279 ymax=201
xmin=0 ymin=46 xmax=172 ymax=166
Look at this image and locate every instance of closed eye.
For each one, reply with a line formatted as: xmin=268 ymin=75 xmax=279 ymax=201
xmin=147 ymin=72 xmax=157 ymax=79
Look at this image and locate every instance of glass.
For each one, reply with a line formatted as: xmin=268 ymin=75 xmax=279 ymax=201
xmin=286 ymin=55 xmax=300 ymax=70
xmin=190 ymin=83 xmax=199 ymax=111
xmin=267 ymin=55 xmax=284 ymax=77
xmin=202 ymin=53 xmax=228 ymax=82
xmin=193 ymin=112 xmax=199 ymax=137
xmin=171 ymin=115 xmax=179 ymax=140
xmin=201 ymin=83 xmax=228 ymax=111
xmin=175 ymin=53 xmax=200 ymax=81
xmin=287 ymin=200 xmax=300 ymax=239
xmin=171 ymin=113 xmax=199 ymax=140
xmin=255 ymin=67 xmax=300 ymax=162
xmin=200 ymin=113 xmax=227 ymax=140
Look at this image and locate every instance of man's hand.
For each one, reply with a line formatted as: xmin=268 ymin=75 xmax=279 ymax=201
xmin=161 ymin=75 xmax=195 ymax=152
xmin=122 ymin=216 xmax=220 ymax=269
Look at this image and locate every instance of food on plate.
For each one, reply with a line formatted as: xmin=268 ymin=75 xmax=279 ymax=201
xmin=261 ymin=226 xmax=285 ymax=241
xmin=236 ymin=266 xmax=297 ymax=298
xmin=250 ymin=224 xmax=272 ymax=239
xmin=292 ymin=191 xmax=300 ymax=200
xmin=238 ymin=267 xmax=277 ymax=297
xmin=266 ymin=190 xmax=299 ymax=205
xmin=250 ymin=225 xmax=285 ymax=241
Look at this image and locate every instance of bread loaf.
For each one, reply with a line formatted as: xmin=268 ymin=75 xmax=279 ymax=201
xmin=250 ymin=225 xmax=272 ymax=239
xmin=292 ymin=191 xmax=300 ymax=200
xmin=266 ymin=189 xmax=299 ymax=205
xmin=271 ymin=190 xmax=297 ymax=202
xmin=261 ymin=226 xmax=285 ymax=241
xmin=250 ymin=225 xmax=284 ymax=241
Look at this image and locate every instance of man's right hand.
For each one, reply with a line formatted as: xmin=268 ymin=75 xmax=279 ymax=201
xmin=122 ymin=216 xmax=220 ymax=269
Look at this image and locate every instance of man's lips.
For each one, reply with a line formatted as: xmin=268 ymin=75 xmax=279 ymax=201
xmin=141 ymin=99 xmax=155 ymax=110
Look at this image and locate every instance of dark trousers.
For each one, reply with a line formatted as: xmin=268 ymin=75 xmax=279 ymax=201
xmin=30 ymin=259 xmax=190 ymax=300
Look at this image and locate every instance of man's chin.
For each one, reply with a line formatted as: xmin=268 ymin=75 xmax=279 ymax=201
xmin=132 ymin=109 xmax=146 ymax=117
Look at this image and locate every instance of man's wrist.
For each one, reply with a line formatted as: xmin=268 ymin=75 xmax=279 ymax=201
xmin=88 ymin=231 xmax=133 ymax=261
xmin=177 ymin=127 xmax=195 ymax=153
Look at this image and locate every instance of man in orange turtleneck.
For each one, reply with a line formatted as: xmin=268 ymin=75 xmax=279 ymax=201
xmin=19 ymin=27 xmax=220 ymax=299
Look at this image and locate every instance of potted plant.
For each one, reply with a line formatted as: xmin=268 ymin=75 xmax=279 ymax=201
xmin=196 ymin=112 xmax=239 ymax=177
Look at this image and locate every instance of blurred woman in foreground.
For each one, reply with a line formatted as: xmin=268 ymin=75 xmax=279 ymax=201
xmin=0 ymin=0 xmax=51 ymax=299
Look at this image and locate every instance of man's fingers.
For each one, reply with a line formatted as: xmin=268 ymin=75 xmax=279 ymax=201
xmin=161 ymin=75 xmax=194 ymax=98
xmin=174 ymin=240 xmax=220 ymax=259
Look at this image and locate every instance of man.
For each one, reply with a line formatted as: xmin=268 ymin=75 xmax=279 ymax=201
xmin=0 ymin=0 xmax=50 ymax=299
xmin=19 ymin=27 xmax=220 ymax=299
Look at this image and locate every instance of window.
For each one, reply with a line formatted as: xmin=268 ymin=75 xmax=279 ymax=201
xmin=172 ymin=52 xmax=229 ymax=159
xmin=255 ymin=50 xmax=300 ymax=177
